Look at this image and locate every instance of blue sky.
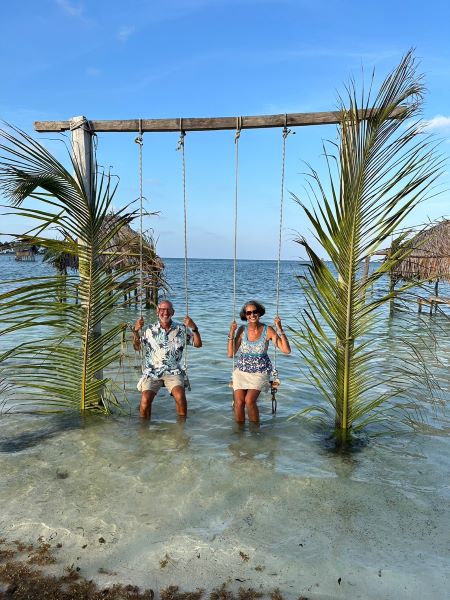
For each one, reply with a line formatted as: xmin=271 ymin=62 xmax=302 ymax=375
xmin=1 ymin=0 xmax=450 ymax=259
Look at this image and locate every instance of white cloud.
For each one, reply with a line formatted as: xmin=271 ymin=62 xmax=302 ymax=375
xmin=117 ymin=26 xmax=135 ymax=42
xmin=421 ymin=115 xmax=450 ymax=135
xmin=56 ymin=0 xmax=83 ymax=16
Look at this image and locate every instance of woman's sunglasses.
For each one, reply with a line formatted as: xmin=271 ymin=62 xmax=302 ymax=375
xmin=246 ymin=310 xmax=259 ymax=316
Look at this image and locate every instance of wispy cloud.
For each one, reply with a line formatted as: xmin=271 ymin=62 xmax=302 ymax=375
xmin=117 ymin=26 xmax=135 ymax=42
xmin=86 ymin=67 xmax=100 ymax=77
xmin=421 ymin=115 xmax=450 ymax=136
xmin=55 ymin=0 xmax=83 ymax=17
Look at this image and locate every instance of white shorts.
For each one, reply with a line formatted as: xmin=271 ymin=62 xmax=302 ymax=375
xmin=137 ymin=374 xmax=185 ymax=394
xmin=232 ymin=369 xmax=270 ymax=392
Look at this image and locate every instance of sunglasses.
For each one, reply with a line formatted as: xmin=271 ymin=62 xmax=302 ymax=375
xmin=246 ymin=310 xmax=259 ymax=316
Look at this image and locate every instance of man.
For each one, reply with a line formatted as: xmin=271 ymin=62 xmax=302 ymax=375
xmin=132 ymin=300 xmax=202 ymax=420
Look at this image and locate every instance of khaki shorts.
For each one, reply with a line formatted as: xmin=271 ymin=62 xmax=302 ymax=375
xmin=137 ymin=374 xmax=185 ymax=394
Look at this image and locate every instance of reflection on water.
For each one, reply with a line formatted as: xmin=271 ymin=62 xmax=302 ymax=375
xmin=0 ymin=256 xmax=449 ymax=598
xmin=0 ymin=413 xmax=83 ymax=453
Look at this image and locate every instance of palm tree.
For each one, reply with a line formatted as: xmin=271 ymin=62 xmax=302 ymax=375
xmin=292 ymin=51 xmax=443 ymax=445
xmin=0 ymin=125 xmax=161 ymax=412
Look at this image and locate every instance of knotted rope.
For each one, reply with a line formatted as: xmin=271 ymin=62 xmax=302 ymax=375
xmin=135 ymin=119 xmax=144 ymax=318
xmin=271 ymin=117 xmax=293 ymax=414
xmin=177 ymin=120 xmax=191 ymax=390
xmin=231 ymin=116 xmax=242 ymax=385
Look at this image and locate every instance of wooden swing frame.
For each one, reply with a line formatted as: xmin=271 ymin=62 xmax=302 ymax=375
xmin=33 ymin=107 xmax=403 ymax=393
xmin=35 ymin=107 xmax=404 ymax=135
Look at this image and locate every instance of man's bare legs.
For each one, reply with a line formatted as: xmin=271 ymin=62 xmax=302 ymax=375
xmin=140 ymin=390 xmax=156 ymax=419
xmin=171 ymin=385 xmax=187 ymax=419
xmin=140 ymin=386 xmax=187 ymax=421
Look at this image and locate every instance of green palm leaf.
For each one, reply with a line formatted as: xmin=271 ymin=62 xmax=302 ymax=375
xmin=292 ymin=51 xmax=443 ymax=443
xmin=0 ymin=125 xmax=149 ymax=412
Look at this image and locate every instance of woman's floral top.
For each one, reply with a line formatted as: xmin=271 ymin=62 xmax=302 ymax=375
xmin=236 ymin=324 xmax=272 ymax=373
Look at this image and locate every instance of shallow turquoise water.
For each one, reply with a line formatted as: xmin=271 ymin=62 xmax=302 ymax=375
xmin=0 ymin=255 xmax=449 ymax=599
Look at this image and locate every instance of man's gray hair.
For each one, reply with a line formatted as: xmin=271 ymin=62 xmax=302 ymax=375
xmin=158 ymin=299 xmax=174 ymax=310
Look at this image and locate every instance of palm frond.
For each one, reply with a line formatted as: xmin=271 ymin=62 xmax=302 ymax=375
xmin=292 ymin=50 xmax=444 ymax=443
xmin=0 ymin=125 xmax=161 ymax=412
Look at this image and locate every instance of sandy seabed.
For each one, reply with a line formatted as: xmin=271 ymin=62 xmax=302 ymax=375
xmin=1 ymin=411 xmax=449 ymax=600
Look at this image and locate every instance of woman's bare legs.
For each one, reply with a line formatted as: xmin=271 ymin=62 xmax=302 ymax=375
xmin=245 ymin=389 xmax=261 ymax=423
xmin=233 ymin=388 xmax=261 ymax=424
xmin=234 ymin=389 xmax=246 ymax=423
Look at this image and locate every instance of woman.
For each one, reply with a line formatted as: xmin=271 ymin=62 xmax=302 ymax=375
xmin=228 ymin=300 xmax=291 ymax=424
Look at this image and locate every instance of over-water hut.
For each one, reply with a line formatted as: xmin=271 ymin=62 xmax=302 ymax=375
xmin=389 ymin=219 xmax=450 ymax=312
xmin=102 ymin=214 xmax=167 ymax=307
xmin=43 ymin=213 xmax=166 ymax=308
xmin=15 ymin=243 xmax=39 ymax=262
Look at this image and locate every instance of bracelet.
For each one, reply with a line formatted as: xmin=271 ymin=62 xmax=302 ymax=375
xmin=228 ymin=336 xmax=234 ymax=340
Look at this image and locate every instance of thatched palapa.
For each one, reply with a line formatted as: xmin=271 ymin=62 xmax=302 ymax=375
xmin=43 ymin=213 xmax=167 ymax=307
xmin=390 ymin=219 xmax=450 ymax=283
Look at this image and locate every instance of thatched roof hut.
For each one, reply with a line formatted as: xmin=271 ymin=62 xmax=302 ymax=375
xmin=101 ymin=213 xmax=165 ymax=277
xmin=390 ymin=219 xmax=450 ymax=283
xmin=14 ymin=243 xmax=39 ymax=262
xmin=42 ymin=213 xmax=167 ymax=305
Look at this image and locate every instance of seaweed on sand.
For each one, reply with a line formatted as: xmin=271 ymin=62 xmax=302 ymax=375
xmin=0 ymin=538 xmax=155 ymax=599
xmin=0 ymin=538 xmax=298 ymax=600
xmin=160 ymin=585 xmax=204 ymax=600
xmin=0 ymin=560 xmax=156 ymax=599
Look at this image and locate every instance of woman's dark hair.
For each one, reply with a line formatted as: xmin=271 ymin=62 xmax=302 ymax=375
xmin=240 ymin=300 xmax=266 ymax=321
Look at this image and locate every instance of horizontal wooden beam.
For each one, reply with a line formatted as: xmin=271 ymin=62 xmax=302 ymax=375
xmin=34 ymin=107 xmax=404 ymax=134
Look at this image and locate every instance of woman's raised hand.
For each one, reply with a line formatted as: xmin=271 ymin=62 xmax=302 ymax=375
xmin=274 ymin=315 xmax=283 ymax=331
xmin=274 ymin=315 xmax=291 ymax=353
xmin=229 ymin=320 xmax=238 ymax=336
xmin=135 ymin=317 xmax=144 ymax=331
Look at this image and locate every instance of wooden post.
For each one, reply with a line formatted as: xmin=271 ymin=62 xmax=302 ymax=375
xmin=70 ymin=116 xmax=103 ymax=381
xmin=389 ymin=275 xmax=395 ymax=316
xmin=153 ymin=272 xmax=159 ymax=307
xmin=387 ymin=246 xmax=395 ymax=316
xmin=434 ymin=279 xmax=439 ymax=315
xmin=71 ymin=116 xmax=93 ymax=190
xmin=361 ymin=255 xmax=371 ymax=301
xmin=362 ymin=256 xmax=370 ymax=282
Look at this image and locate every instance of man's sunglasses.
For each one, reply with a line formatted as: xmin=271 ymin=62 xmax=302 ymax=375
xmin=246 ymin=310 xmax=259 ymax=316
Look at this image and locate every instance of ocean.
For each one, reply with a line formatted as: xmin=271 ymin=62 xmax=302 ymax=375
xmin=0 ymin=255 xmax=448 ymax=599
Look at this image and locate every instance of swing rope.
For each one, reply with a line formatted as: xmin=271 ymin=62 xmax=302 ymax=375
xmin=271 ymin=117 xmax=293 ymax=414
xmin=135 ymin=119 xmax=144 ymax=318
xmin=177 ymin=120 xmax=191 ymax=390
xmin=132 ymin=121 xmax=146 ymax=375
xmin=231 ymin=117 xmax=242 ymax=382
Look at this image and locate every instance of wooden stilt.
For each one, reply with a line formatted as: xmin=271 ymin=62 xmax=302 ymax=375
xmin=388 ymin=246 xmax=395 ymax=316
